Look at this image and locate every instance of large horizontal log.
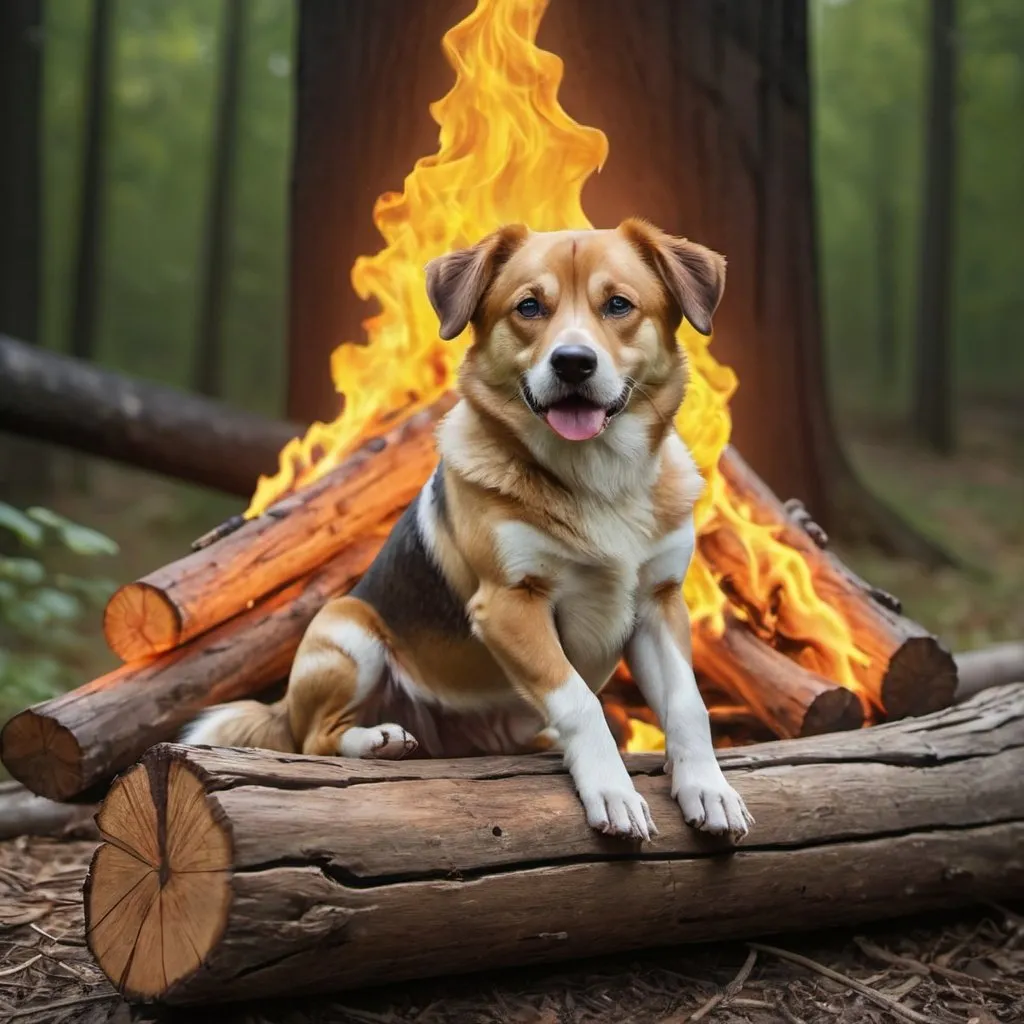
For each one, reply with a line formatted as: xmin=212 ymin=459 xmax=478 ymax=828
xmin=0 ymin=780 xmax=99 ymax=841
xmin=0 ymin=528 xmax=394 ymax=802
xmin=86 ymin=685 xmax=1024 ymax=1005
xmin=692 ymin=614 xmax=863 ymax=738
xmin=955 ymin=641 xmax=1024 ymax=702
xmin=0 ymin=333 xmax=302 ymax=497
xmin=102 ymin=396 xmax=453 ymax=661
xmin=709 ymin=446 xmax=958 ymax=718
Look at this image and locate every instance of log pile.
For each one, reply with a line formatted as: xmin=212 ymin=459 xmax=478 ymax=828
xmin=85 ymin=685 xmax=1024 ymax=1003
xmin=2 ymin=392 xmax=961 ymax=802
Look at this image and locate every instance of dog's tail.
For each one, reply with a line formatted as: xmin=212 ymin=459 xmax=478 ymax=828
xmin=179 ymin=699 xmax=297 ymax=753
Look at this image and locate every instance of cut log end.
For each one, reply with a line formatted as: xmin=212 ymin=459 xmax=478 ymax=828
xmin=86 ymin=748 xmax=232 ymax=1000
xmin=1 ymin=710 xmax=82 ymax=802
xmin=802 ymin=686 xmax=865 ymax=736
xmin=883 ymin=638 xmax=959 ymax=720
xmin=104 ymin=582 xmax=182 ymax=661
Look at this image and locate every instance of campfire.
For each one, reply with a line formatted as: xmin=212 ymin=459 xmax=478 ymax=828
xmin=0 ymin=0 xmax=957 ymax=807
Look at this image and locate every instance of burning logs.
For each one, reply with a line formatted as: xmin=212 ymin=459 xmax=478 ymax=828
xmin=711 ymin=446 xmax=958 ymax=718
xmin=0 ymin=529 xmax=394 ymax=802
xmin=86 ymin=685 xmax=1024 ymax=1005
xmin=692 ymin=614 xmax=863 ymax=738
xmin=102 ymin=397 xmax=454 ymax=661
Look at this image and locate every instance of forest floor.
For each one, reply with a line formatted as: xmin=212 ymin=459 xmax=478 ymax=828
xmin=1 ymin=836 xmax=1023 ymax=1024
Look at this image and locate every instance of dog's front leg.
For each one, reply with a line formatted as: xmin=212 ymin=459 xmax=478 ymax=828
xmin=469 ymin=580 xmax=655 ymax=840
xmin=627 ymin=527 xmax=754 ymax=839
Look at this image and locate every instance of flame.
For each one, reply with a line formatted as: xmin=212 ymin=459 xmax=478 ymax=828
xmin=249 ymin=0 xmax=871 ymax=749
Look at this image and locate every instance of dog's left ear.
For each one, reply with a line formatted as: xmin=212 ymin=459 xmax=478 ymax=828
xmin=620 ymin=218 xmax=726 ymax=336
xmin=425 ymin=224 xmax=528 ymax=340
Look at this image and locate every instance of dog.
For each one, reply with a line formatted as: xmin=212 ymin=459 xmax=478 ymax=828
xmin=182 ymin=219 xmax=753 ymax=841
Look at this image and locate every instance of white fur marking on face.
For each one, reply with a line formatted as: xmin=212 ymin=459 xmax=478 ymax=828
xmin=339 ymin=724 xmax=418 ymax=759
xmin=318 ymin=618 xmax=387 ymax=701
xmin=179 ymin=704 xmax=247 ymax=747
xmin=545 ymin=672 xmax=656 ymax=840
xmin=525 ymin=325 xmax=623 ymax=411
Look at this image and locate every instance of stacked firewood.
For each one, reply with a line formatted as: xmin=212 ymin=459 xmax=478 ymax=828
xmin=0 ymin=393 xmax=957 ymax=803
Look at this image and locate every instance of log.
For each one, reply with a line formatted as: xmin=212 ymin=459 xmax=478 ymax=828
xmin=86 ymin=685 xmax=1024 ymax=1004
xmin=102 ymin=396 xmax=453 ymax=661
xmin=955 ymin=642 xmax=1024 ymax=703
xmin=0 ymin=333 xmax=303 ymax=497
xmin=0 ymin=780 xmax=99 ymax=841
xmin=708 ymin=445 xmax=958 ymax=718
xmin=1 ymin=526 xmax=394 ymax=802
xmin=692 ymin=614 xmax=864 ymax=739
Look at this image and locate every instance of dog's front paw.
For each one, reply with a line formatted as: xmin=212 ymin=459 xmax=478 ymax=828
xmin=579 ymin=784 xmax=657 ymax=841
xmin=671 ymin=761 xmax=753 ymax=840
xmin=339 ymin=724 xmax=418 ymax=760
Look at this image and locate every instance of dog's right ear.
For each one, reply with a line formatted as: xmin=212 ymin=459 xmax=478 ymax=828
xmin=425 ymin=225 xmax=528 ymax=340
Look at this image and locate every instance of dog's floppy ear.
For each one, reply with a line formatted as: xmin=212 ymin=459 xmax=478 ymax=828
xmin=425 ymin=224 xmax=528 ymax=340
xmin=620 ymin=218 xmax=726 ymax=336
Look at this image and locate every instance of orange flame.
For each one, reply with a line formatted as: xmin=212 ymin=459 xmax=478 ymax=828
xmin=247 ymin=0 xmax=870 ymax=751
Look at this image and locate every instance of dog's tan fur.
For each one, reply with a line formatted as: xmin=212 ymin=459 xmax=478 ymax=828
xmin=183 ymin=219 xmax=753 ymax=840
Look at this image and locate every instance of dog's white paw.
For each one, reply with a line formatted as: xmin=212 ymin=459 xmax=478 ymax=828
xmin=339 ymin=724 xmax=418 ymax=760
xmin=579 ymin=784 xmax=658 ymax=841
xmin=671 ymin=761 xmax=753 ymax=840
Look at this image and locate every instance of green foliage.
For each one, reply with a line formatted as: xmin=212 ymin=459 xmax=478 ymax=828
xmin=0 ymin=503 xmax=119 ymax=721
xmin=812 ymin=0 xmax=1024 ymax=421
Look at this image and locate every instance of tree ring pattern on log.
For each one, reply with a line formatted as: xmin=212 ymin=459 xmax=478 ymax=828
xmin=103 ymin=581 xmax=184 ymax=661
xmin=0 ymin=713 xmax=83 ymax=803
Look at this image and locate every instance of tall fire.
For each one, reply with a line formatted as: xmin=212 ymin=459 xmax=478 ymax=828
xmin=248 ymin=0 xmax=867 ymax=749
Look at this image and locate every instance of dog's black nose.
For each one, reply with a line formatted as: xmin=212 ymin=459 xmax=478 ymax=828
xmin=550 ymin=345 xmax=597 ymax=384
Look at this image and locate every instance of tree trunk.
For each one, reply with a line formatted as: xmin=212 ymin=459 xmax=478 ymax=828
xmin=69 ymin=0 xmax=113 ymax=365
xmin=192 ymin=0 xmax=246 ymax=399
xmin=289 ymin=0 xmax=954 ymax=564
xmin=0 ymin=0 xmax=50 ymax=501
xmin=912 ymin=0 xmax=957 ymax=454
xmin=86 ymin=685 xmax=1024 ymax=1004
xmin=874 ymin=122 xmax=899 ymax=387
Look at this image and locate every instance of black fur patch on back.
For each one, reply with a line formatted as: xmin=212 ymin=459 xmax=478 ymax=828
xmin=351 ymin=488 xmax=471 ymax=640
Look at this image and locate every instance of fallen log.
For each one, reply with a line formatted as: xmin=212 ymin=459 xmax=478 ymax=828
xmin=0 ymin=780 xmax=99 ymax=841
xmin=710 ymin=446 xmax=958 ymax=718
xmin=0 ymin=333 xmax=303 ymax=497
xmin=692 ymin=614 xmax=864 ymax=738
xmin=955 ymin=641 xmax=1024 ymax=703
xmin=102 ymin=396 xmax=452 ymax=661
xmin=1 ymin=526 xmax=394 ymax=802
xmin=86 ymin=685 xmax=1024 ymax=1004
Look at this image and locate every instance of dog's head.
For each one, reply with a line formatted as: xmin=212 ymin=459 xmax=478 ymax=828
xmin=425 ymin=220 xmax=725 ymax=451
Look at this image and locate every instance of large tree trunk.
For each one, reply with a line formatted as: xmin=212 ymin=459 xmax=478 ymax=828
xmin=0 ymin=0 xmax=50 ymax=501
xmin=911 ymin=0 xmax=957 ymax=454
xmin=289 ymin=0 xmax=952 ymax=564
xmin=86 ymin=685 xmax=1024 ymax=1004
xmin=192 ymin=0 xmax=246 ymax=399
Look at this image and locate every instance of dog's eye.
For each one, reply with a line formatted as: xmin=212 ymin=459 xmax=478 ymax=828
xmin=515 ymin=297 xmax=544 ymax=319
xmin=605 ymin=295 xmax=634 ymax=318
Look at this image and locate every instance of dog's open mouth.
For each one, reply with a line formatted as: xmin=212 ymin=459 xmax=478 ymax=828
xmin=524 ymin=387 xmax=630 ymax=442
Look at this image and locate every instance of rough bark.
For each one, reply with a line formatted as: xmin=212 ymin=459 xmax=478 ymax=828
xmin=85 ymin=686 xmax=1024 ymax=1004
xmin=708 ymin=445 xmax=958 ymax=718
xmin=0 ymin=333 xmax=303 ymax=497
xmin=101 ymin=396 xmax=452 ymax=661
xmin=0 ymin=537 xmax=393 ymax=803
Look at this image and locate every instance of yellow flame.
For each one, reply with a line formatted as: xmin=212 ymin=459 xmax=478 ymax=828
xmin=247 ymin=0 xmax=870 ymax=746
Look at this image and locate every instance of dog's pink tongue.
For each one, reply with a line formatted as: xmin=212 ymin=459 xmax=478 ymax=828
xmin=544 ymin=403 xmax=606 ymax=441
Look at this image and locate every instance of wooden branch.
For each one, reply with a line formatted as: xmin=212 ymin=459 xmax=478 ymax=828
xmin=708 ymin=446 xmax=958 ymax=718
xmin=955 ymin=642 xmax=1024 ymax=702
xmin=692 ymin=614 xmax=863 ymax=739
xmin=0 ymin=781 xmax=98 ymax=841
xmin=85 ymin=685 xmax=1024 ymax=1004
xmin=0 ymin=333 xmax=303 ymax=497
xmin=1 ymin=528 xmax=393 ymax=802
xmin=102 ymin=396 xmax=452 ymax=661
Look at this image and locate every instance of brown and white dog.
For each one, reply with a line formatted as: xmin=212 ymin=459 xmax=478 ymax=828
xmin=182 ymin=219 xmax=753 ymax=841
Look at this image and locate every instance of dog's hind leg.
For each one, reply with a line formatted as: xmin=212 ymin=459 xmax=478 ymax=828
xmin=287 ymin=596 xmax=418 ymax=759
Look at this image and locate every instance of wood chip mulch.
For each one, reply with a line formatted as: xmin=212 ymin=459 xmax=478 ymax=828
xmin=2 ymin=837 xmax=1023 ymax=1024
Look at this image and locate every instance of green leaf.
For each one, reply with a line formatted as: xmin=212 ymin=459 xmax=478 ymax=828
xmin=0 ymin=558 xmax=46 ymax=586
xmin=53 ymin=574 xmax=120 ymax=607
xmin=30 ymin=587 xmax=83 ymax=623
xmin=26 ymin=507 xmax=120 ymax=557
xmin=0 ymin=503 xmax=44 ymax=548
